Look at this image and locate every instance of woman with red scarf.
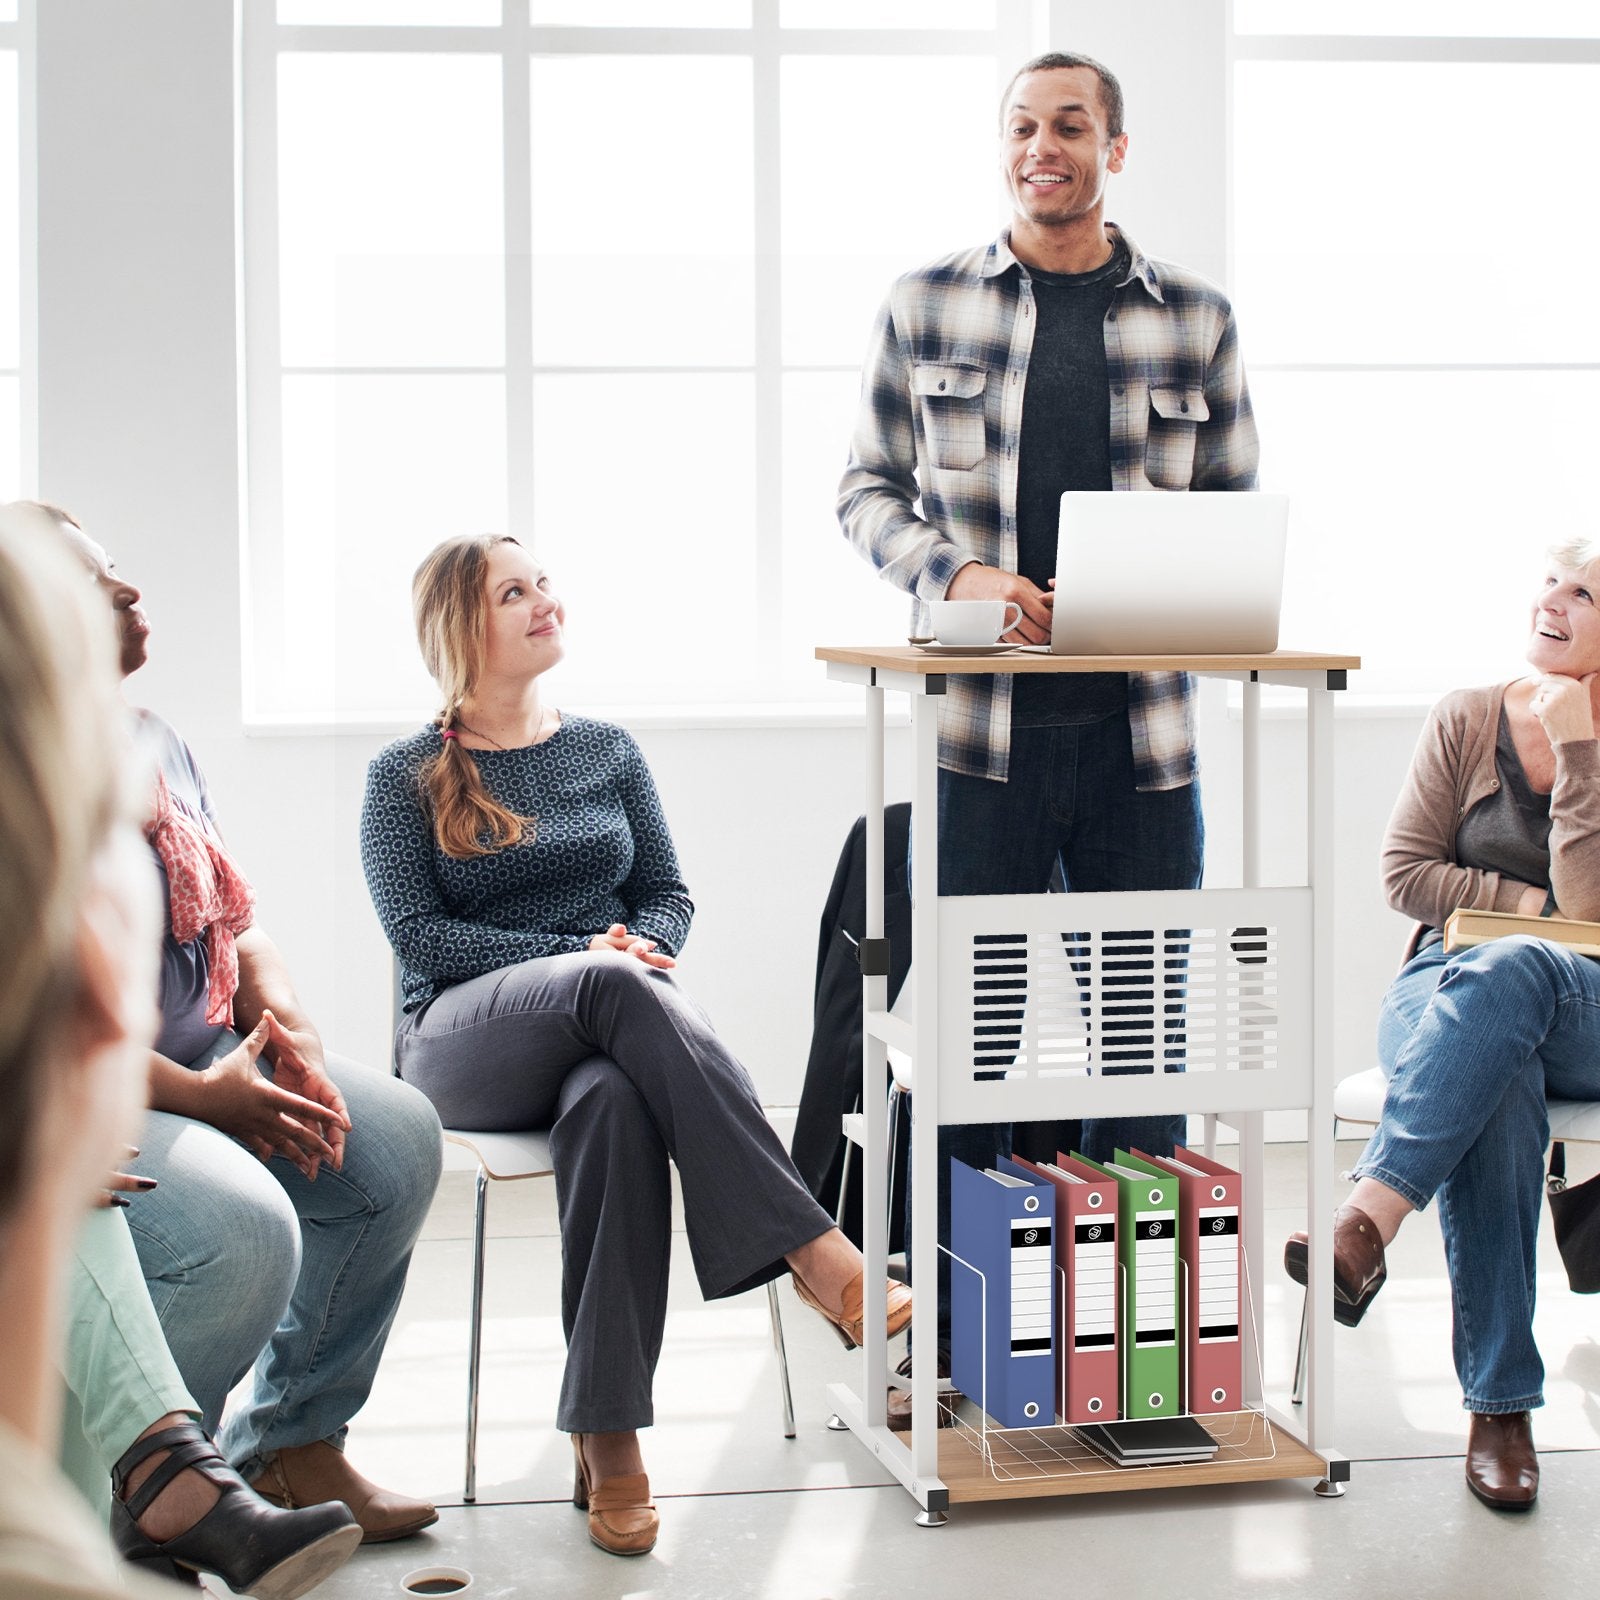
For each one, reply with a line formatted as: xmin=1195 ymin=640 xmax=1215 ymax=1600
xmin=29 ymin=502 xmax=445 ymax=1553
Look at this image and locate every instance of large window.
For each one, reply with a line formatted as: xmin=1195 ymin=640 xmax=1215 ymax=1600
xmin=242 ymin=1 xmax=1030 ymax=723
xmin=1233 ymin=7 xmax=1600 ymax=695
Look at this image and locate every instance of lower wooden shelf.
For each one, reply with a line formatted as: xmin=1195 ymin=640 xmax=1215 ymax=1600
xmin=929 ymin=1414 xmax=1329 ymax=1503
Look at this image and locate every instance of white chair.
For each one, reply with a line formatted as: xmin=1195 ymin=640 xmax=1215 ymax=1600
xmin=441 ymin=1122 xmax=798 ymax=1502
xmin=391 ymin=967 xmax=797 ymax=1502
xmin=1330 ymin=1065 xmax=1600 ymax=1148
xmin=1289 ymin=1065 xmax=1600 ymax=1404
xmin=443 ymin=1126 xmax=554 ymax=1504
xmin=442 ymin=1123 xmax=798 ymax=1501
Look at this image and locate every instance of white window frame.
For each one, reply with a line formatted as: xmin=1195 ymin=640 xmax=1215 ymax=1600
xmin=238 ymin=0 xmax=1035 ymax=730
xmin=0 ymin=0 xmax=34 ymax=500
xmin=1229 ymin=21 xmax=1600 ymax=706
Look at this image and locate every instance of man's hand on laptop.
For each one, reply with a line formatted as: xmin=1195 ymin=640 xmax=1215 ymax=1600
xmin=945 ymin=564 xmax=1053 ymax=645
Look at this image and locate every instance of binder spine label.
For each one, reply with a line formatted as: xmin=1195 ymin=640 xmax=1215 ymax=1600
xmin=1009 ymin=1218 xmax=1053 ymax=1356
xmin=1197 ymin=1206 xmax=1241 ymax=1342
xmin=1133 ymin=1211 xmax=1177 ymax=1347
xmin=1072 ymin=1218 xmax=1117 ymax=1350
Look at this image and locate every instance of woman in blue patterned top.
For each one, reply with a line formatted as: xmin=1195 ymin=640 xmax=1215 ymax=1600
xmin=360 ymin=534 xmax=910 ymax=1558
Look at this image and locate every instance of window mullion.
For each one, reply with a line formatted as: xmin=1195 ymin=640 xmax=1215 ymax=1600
xmin=503 ymin=0 xmax=534 ymax=547
xmin=15 ymin=3 xmax=36 ymax=495
xmin=1233 ymin=32 xmax=1600 ymax=64
xmin=751 ymin=5 xmax=781 ymax=677
xmin=243 ymin=0 xmax=287 ymax=719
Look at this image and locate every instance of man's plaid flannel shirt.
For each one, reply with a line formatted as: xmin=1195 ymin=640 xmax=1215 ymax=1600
xmin=837 ymin=224 xmax=1259 ymax=789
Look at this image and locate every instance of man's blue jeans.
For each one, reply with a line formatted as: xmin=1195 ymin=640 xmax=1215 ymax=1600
xmin=1359 ymin=934 xmax=1600 ymax=1412
xmin=909 ymin=714 xmax=1205 ymax=1358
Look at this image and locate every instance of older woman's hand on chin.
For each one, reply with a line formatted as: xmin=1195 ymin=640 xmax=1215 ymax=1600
xmin=587 ymin=922 xmax=676 ymax=969
xmin=194 ymin=1011 xmax=351 ymax=1179
xmin=1530 ymin=672 xmax=1599 ymax=746
xmin=1512 ymin=671 xmax=1600 ymax=922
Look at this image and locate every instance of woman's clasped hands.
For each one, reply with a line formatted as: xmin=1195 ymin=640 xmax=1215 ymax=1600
xmin=196 ymin=1009 xmax=352 ymax=1179
xmin=587 ymin=922 xmax=676 ymax=969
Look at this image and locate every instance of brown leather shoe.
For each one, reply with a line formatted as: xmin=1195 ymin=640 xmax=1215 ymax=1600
xmin=886 ymin=1353 xmax=960 ymax=1434
xmin=250 ymin=1441 xmax=438 ymax=1544
xmin=1465 ymin=1411 xmax=1539 ymax=1510
xmin=1283 ymin=1203 xmax=1388 ymax=1326
xmin=572 ymin=1434 xmax=658 ymax=1557
xmin=791 ymin=1268 xmax=913 ymax=1351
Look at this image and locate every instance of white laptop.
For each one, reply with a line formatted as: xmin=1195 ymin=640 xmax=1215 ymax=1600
xmin=1043 ymin=491 xmax=1289 ymax=655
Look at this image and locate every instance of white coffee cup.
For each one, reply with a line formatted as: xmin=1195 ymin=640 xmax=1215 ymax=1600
xmin=928 ymin=598 xmax=1024 ymax=648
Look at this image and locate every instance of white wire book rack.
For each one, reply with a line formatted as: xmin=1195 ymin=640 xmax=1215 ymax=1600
xmin=814 ymin=645 xmax=1357 ymax=1524
xmin=939 ymin=1236 xmax=1278 ymax=1486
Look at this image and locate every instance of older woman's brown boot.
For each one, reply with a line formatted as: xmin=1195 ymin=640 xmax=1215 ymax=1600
xmin=1466 ymin=1412 xmax=1538 ymax=1510
xmin=1283 ymin=1203 xmax=1388 ymax=1326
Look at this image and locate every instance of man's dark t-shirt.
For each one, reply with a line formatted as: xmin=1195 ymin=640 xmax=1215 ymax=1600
xmin=1010 ymin=247 xmax=1131 ymax=728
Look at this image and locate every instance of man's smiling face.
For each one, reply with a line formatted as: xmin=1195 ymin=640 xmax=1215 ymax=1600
xmin=1001 ymin=66 xmax=1126 ymax=232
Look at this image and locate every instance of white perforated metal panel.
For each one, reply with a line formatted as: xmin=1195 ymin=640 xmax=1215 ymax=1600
xmin=934 ymin=888 xmax=1313 ymax=1124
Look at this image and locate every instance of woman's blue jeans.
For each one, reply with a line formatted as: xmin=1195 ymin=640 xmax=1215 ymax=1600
xmin=1359 ymin=935 xmax=1600 ymax=1412
xmin=124 ymin=1036 xmax=442 ymax=1477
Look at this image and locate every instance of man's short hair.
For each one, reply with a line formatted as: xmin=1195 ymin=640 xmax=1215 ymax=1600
xmin=1002 ymin=51 xmax=1124 ymax=140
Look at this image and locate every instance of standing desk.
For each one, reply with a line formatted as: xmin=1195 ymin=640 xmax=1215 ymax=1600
xmin=815 ymin=645 xmax=1359 ymax=1523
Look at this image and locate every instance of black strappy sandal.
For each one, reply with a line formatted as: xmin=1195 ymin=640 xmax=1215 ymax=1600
xmin=110 ymin=1421 xmax=362 ymax=1599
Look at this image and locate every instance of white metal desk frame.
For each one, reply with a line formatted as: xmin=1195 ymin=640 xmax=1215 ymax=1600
xmin=818 ymin=647 xmax=1351 ymax=1524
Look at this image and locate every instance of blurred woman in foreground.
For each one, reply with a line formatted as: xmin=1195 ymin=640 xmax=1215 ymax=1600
xmin=0 ymin=513 xmax=170 ymax=1597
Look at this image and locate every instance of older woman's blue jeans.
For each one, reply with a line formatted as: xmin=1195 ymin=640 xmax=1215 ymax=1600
xmin=123 ymin=1036 xmax=442 ymax=1478
xmin=1359 ymin=935 xmax=1600 ymax=1412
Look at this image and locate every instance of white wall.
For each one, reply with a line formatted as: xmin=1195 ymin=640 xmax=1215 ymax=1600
xmin=1044 ymin=0 xmax=1230 ymax=288
xmin=32 ymin=2 xmax=1420 ymax=1120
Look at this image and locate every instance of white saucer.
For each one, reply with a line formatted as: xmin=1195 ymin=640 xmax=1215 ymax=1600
xmin=914 ymin=642 xmax=1020 ymax=655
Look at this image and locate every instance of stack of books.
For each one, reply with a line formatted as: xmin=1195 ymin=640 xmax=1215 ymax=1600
xmin=1076 ymin=1415 xmax=1220 ymax=1466
xmin=1444 ymin=908 xmax=1600 ymax=957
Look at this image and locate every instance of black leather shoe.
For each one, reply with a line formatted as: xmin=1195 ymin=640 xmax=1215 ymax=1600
xmin=1466 ymin=1411 xmax=1539 ymax=1510
xmin=111 ymin=1422 xmax=362 ymax=1599
xmin=1284 ymin=1203 xmax=1388 ymax=1326
xmin=886 ymin=1353 xmax=961 ymax=1434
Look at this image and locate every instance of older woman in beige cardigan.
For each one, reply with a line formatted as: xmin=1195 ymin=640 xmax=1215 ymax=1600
xmin=1288 ymin=536 xmax=1600 ymax=1513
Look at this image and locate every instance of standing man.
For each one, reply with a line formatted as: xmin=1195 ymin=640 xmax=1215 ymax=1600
xmin=837 ymin=51 xmax=1259 ymax=1407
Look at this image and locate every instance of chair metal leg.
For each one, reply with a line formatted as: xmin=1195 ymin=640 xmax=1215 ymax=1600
xmin=886 ymin=1084 xmax=909 ymax=1283
xmin=1291 ymin=1288 xmax=1308 ymax=1407
xmin=464 ymin=1165 xmax=489 ymax=1503
xmin=835 ymin=1106 xmax=857 ymax=1224
xmin=886 ymin=1084 xmax=903 ymax=1235
xmin=767 ymin=1280 xmax=796 ymax=1439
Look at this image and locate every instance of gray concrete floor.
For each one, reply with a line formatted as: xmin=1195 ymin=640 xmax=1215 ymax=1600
xmin=213 ymin=1136 xmax=1600 ymax=1600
